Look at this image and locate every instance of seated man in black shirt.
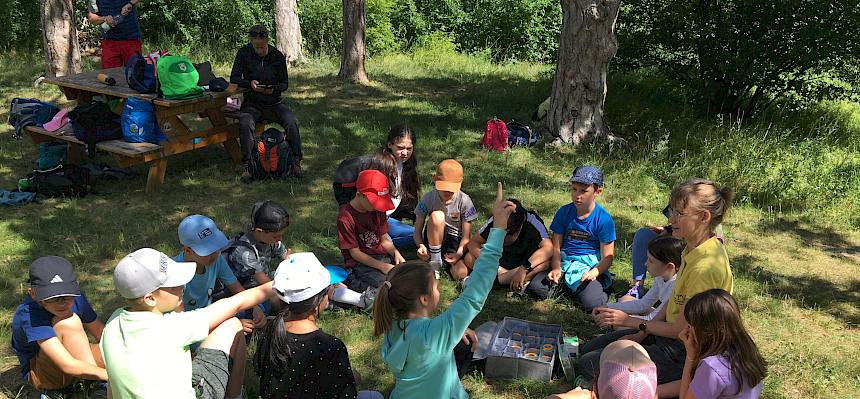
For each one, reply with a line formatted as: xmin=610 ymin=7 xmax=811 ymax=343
xmin=450 ymin=199 xmax=554 ymax=299
xmin=230 ymin=24 xmax=303 ymax=180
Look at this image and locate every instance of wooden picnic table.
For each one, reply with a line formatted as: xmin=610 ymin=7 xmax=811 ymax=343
xmin=26 ymin=67 xmax=247 ymax=193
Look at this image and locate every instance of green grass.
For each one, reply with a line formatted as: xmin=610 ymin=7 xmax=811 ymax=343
xmin=1 ymin=45 xmax=859 ymax=398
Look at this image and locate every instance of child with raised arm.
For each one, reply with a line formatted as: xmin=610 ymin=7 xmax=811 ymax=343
xmin=373 ymin=182 xmax=514 ymax=399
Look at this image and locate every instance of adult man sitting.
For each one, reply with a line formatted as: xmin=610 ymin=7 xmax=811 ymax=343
xmin=450 ymin=199 xmax=553 ymax=298
xmin=230 ymin=24 xmax=303 ymax=181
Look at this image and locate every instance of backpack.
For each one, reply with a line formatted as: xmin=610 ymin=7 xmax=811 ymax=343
xmin=125 ymin=52 xmax=159 ymax=94
xmin=121 ymin=97 xmax=166 ymax=144
xmin=251 ymin=128 xmax=293 ymax=179
xmin=156 ymin=56 xmax=204 ymax=100
xmin=210 ymin=235 xmax=260 ymax=302
xmin=483 ymin=118 xmax=507 ymax=152
xmin=507 ymin=120 xmax=538 ymax=146
xmin=36 ymin=141 xmax=68 ymax=170
xmin=69 ymin=101 xmax=123 ymax=157
xmin=8 ymin=98 xmax=59 ymax=139
xmin=24 ymin=164 xmax=90 ymax=198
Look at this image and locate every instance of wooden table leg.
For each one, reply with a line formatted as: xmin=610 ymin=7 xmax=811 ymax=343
xmin=67 ymin=144 xmax=84 ymax=165
xmin=145 ymin=158 xmax=168 ymax=193
xmin=223 ymin=140 xmax=243 ymax=165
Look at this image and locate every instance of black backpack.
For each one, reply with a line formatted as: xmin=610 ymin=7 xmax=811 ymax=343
xmin=25 ymin=164 xmax=91 ymax=198
xmin=210 ymin=235 xmax=259 ymax=302
xmin=251 ymin=128 xmax=293 ymax=180
xmin=69 ymin=101 xmax=122 ymax=157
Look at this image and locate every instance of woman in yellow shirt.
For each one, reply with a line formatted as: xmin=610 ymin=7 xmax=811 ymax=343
xmin=579 ymin=178 xmax=735 ymax=398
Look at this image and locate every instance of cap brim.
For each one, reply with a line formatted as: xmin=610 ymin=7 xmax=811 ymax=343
xmin=569 ymin=177 xmax=599 ymax=186
xmin=325 ymin=266 xmax=349 ymax=285
xmin=435 ymin=180 xmax=462 ymax=193
xmin=189 ymin=229 xmax=230 ymax=257
xmin=160 ymin=259 xmax=198 ymax=288
xmin=33 ymin=282 xmax=81 ymax=302
xmin=365 ymin=192 xmax=395 ymax=212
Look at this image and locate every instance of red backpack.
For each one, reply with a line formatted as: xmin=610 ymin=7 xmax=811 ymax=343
xmin=483 ymin=118 xmax=507 ymax=152
xmin=252 ymin=128 xmax=293 ymax=179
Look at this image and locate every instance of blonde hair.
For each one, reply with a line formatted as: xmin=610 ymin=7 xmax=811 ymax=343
xmin=670 ymin=178 xmax=734 ymax=230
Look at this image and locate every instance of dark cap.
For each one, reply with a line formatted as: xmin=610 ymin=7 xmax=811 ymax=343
xmin=248 ymin=25 xmax=268 ymax=36
xmin=252 ymin=201 xmax=290 ymax=232
xmin=507 ymin=198 xmax=527 ymax=232
xmin=570 ymin=165 xmax=604 ymax=187
xmin=28 ymin=256 xmax=81 ymax=301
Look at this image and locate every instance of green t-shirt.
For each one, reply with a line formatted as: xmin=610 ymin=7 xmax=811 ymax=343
xmin=100 ymin=307 xmax=210 ymax=398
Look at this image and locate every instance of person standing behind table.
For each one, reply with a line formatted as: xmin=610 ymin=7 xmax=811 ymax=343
xmin=87 ymin=0 xmax=143 ymax=69
xmin=230 ymin=24 xmax=303 ymax=182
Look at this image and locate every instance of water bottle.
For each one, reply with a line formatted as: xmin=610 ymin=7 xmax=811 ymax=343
xmin=18 ymin=178 xmax=30 ymax=191
xmin=100 ymin=14 xmax=124 ymax=33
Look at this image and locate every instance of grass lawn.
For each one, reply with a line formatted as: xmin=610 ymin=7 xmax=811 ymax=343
xmin=0 ymin=46 xmax=858 ymax=398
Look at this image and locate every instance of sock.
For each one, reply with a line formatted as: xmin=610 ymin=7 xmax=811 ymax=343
xmin=332 ymin=286 xmax=364 ymax=307
xmin=429 ymin=245 xmax=442 ymax=263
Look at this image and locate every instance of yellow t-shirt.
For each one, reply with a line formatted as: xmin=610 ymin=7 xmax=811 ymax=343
xmin=665 ymin=236 xmax=733 ymax=323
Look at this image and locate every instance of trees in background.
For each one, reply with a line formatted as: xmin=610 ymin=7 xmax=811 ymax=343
xmin=274 ymin=0 xmax=304 ymax=65
xmin=338 ymin=0 xmax=368 ymax=83
xmin=40 ymin=0 xmax=80 ymax=77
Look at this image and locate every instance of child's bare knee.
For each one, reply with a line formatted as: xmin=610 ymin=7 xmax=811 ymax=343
xmin=429 ymin=210 xmax=446 ymax=225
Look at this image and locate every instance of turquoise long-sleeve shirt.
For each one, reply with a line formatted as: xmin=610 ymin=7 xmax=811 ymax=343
xmin=381 ymin=228 xmax=506 ymax=399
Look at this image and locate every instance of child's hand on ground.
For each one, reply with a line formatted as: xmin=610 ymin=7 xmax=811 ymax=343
xmin=579 ymin=268 xmax=599 ymax=283
xmin=491 ymin=182 xmax=516 ymax=229
xmin=461 ymin=328 xmax=478 ymax=350
xmin=417 ymin=244 xmax=429 ymax=261
xmin=547 ymin=268 xmax=562 ymax=284
xmin=510 ymin=267 xmax=528 ymax=292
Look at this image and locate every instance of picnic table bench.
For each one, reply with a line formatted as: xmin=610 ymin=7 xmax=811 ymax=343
xmin=24 ymin=67 xmax=261 ymax=193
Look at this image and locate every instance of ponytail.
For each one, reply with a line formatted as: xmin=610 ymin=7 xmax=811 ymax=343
xmin=372 ymin=261 xmax=434 ymax=337
xmin=670 ymin=178 xmax=735 ymax=230
xmin=256 ymin=288 xmax=329 ymax=375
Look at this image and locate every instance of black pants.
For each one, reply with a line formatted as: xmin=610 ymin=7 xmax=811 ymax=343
xmin=524 ymin=271 xmax=609 ymax=312
xmin=577 ymin=329 xmax=686 ymax=385
xmin=238 ymin=102 xmax=302 ymax=164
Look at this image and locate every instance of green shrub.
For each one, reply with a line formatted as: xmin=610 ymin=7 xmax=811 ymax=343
xmin=0 ymin=0 xmax=41 ymax=51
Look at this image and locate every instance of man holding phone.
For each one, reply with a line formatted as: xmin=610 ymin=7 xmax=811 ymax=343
xmin=230 ymin=24 xmax=304 ymax=181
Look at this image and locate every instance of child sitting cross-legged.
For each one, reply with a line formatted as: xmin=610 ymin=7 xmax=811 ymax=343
xmin=254 ymin=253 xmax=383 ymax=399
xmin=597 ymin=235 xmax=683 ymax=329
xmin=11 ymin=257 xmax=107 ymax=393
xmin=101 ymin=248 xmax=276 ymax=399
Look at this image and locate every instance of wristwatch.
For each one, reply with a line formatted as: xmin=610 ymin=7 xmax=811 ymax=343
xmin=523 ymin=260 xmax=533 ymax=273
xmin=638 ymin=321 xmax=648 ymax=332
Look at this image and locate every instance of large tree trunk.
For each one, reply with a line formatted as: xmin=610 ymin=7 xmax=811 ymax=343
xmin=274 ymin=0 xmax=304 ymax=65
xmin=40 ymin=0 xmax=81 ymax=78
xmin=338 ymin=0 xmax=368 ymax=83
xmin=546 ymin=0 xmax=621 ymax=145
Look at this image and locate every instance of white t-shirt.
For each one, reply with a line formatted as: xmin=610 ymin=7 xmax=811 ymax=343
xmin=607 ymin=274 xmax=676 ymax=321
xmin=101 ymin=307 xmax=210 ymax=399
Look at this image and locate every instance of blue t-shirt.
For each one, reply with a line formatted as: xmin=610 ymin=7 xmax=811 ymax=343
xmin=550 ymin=202 xmax=616 ymax=257
xmin=93 ymin=0 xmax=141 ymax=40
xmin=173 ymin=253 xmax=238 ymax=312
xmin=11 ymin=294 xmax=98 ymax=380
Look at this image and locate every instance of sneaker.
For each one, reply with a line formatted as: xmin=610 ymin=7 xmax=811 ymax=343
xmin=429 ymin=261 xmax=442 ymax=280
xmin=625 ymin=284 xmax=645 ymax=300
xmin=359 ymin=287 xmax=377 ymax=313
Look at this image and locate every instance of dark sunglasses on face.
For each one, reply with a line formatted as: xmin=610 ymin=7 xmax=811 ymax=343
xmin=249 ymin=32 xmax=268 ymax=38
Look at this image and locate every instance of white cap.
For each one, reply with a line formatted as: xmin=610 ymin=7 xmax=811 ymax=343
xmin=113 ymin=248 xmax=197 ymax=299
xmin=271 ymin=253 xmax=331 ymax=304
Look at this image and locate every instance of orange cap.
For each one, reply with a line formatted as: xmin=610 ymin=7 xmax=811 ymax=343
xmin=433 ymin=159 xmax=464 ymax=193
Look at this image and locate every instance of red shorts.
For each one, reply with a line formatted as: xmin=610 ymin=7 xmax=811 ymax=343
xmin=101 ymin=39 xmax=142 ymax=69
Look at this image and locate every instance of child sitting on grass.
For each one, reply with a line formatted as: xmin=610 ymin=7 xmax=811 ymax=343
xmin=101 ymin=248 xmax=275 ymax=399
xmin=678 ymin=289 xmax=766 ymax=399
xmin=373 ymin=182 xmax=514 ymax=399
xmin=414 ymin=159 xmax=478 ymax=278
xmin=254 ymin=254 xmax=383 ymax=399
xmin=598 ymin=235 xmax=683 ymax=328
xmin=11 ymin=257 xmax=107 ymax=393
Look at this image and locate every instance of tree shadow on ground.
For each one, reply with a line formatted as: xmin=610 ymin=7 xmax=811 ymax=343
xmin=758 ymin=218 xmax=860 ymax=264
xmin=732 ymin=254 xmax=860 ymax=328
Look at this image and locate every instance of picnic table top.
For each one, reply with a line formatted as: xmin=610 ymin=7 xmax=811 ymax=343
xmin=43 ymin=67 xmax=240 ymax=108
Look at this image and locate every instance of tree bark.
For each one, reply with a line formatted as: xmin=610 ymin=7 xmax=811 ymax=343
xmin=546 ymin=0 xmax=621 ymax=145
xmin=338 ymin=0 xmax=368 ymax=83
xmin=274 ymin=0 xmax=304 ymax=65
xmin=40 ymin=0 xmax=81 ymax=78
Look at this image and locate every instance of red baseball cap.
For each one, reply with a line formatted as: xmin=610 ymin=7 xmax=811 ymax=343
xmin=357 ymin=170 xmax=394 ymax=212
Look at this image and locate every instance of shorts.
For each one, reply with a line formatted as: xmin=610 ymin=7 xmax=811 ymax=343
xmin=191 ymin=348 xmax=230 ymax=399
xmin=28 ymin=343 xmax=102 ymax=390
xmin=422 ymin=225 xmax=461 ymax=255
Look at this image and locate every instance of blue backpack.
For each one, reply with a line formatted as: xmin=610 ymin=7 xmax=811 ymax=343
xmin=8 ymin=98 xmax=59 ymax=139
xmin=125 ymin=52 xmax=159 ymax=94
xmin=507 ymin=121 xmax=538 ymax=146
xmin=121 ymin=98 xmax=166 ymax=144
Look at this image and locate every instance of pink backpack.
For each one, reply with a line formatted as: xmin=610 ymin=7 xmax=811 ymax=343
xmin=483 ymin=118 xmax=507 ymax=152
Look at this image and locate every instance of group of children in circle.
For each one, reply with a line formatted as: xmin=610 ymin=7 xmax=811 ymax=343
xmin=12 ymin=124 xmax=767 ymax=399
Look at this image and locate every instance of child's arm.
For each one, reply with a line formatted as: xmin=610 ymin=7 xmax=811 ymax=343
xmin=547 ymin=233 xmax=563 ymax=283
xmin=37 ymin=338 xmax=108 ymax=381
xmin=455 ymin=220 xmax=472 ymax=260
xmin=413 ymin=215 xmax=428 ymax=260
xmin=380 ymin=235 xmax=405 ymax=264
xmin=200 ymin=282 xmax=274 ymax=331
xmin=581 ymin=241 xmax=615 ymax=282
xmin=348 ymin=248 xmax=395 ymax=274
xmin=84 ymin=319 xmax=105 ymax=344
xmin=526 ymin=238 xmax=554 ymax=278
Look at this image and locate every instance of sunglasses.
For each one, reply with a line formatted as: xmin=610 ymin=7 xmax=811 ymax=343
xmin=249 ymin=31 xmax=268 ymax=38
xmin=42 ymin=296 xmax=74 ymax=304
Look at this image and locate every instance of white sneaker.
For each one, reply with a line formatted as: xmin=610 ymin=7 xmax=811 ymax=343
xmin=429 ymin=261 xmax=442 ymax=280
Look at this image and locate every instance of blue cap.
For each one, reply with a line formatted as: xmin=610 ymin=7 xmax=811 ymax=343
xmin=178 ymin=215 xmax=230 ymax=257
xmin=569 ymin=166 xmax=604 ymax=187
xmin=325 ymin=265 xmax=349 ymax=285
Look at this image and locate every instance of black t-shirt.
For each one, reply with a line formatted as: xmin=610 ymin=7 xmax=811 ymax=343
xmin=256 ymin=329 xmax=358 ymax=399
xmin=479 ymin=211 xmax=549 ymax=270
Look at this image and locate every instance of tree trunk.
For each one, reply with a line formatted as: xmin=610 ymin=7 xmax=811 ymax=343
xmin=546 ymin=0 xmax=621 ymax=145
xmin=338 ymin=0 xmax=368 ymax=83
xmin=274 ymin=0 xmax=304 ymax=65
xmin=40 ymin=0 xmax=81 ymax=78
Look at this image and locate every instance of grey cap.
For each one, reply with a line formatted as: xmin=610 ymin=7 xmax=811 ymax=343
xmin=113 ymin=248 xmax=196 ymax=299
